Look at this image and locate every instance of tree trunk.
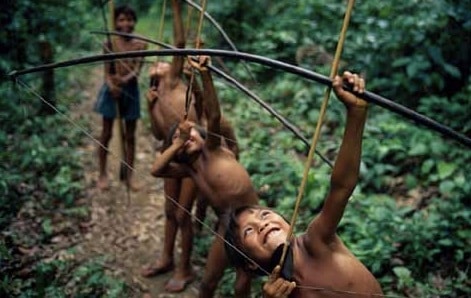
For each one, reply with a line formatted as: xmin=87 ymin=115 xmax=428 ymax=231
xmin=39 ymin=40 xmax=55 ymax=115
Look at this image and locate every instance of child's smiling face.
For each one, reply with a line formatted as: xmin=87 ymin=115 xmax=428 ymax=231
xmin=236 ymin=208 xmax=290 ymax=265
xmin=115 ymin=13 xmax=135 ymax=33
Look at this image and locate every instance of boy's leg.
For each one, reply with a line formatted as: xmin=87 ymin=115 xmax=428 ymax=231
xmin=235 ymin=267 xmax=252 ymax=297
xmin=165 ymin=177 xmax=197 ymax=292
xmin=194 ymin=194 xmax=208 ymax=233
xmin=97 ymin=117 xmax=113 ymax=190
xmin=141 ymin=178 xmax=180 ymax=277
xmin=199 ymin=224 xmax=228 ymax=297
xmin=124 ymin=119 xmax=139 ymax=191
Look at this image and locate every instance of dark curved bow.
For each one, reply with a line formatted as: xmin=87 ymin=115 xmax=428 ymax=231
xmin=8 ymin=48 xmax=471 ymax=149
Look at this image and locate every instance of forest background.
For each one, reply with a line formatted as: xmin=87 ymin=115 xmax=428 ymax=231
xmin=1 ymin=0 xmax=470 ymax=297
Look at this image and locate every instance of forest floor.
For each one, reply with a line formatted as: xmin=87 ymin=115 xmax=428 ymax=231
xmin=70 ymin=70 xmax=203 ymax=297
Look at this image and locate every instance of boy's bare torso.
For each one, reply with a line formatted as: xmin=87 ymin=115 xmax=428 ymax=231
xmin=189 ymin=148 xmax=258 ymax=212
xmin=152 ymin=78 xmax=198 ymax=140
xmin=113 ymin=38 xmax=147 ymax=77
xmin=291 ymin=235 xmax=382 ymax=297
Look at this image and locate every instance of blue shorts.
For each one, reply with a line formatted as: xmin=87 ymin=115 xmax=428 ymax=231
xmin=94 ymin=80 xmax=141 ymax=120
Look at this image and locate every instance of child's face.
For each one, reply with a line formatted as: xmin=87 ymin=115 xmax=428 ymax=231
xmin=115 ymin=13 xmax=135 ymax=33
xmin=172 ymin=122 xmax=205 ymax=155
xmin=237 ymin=208 xmax=290 ymax=264
xmin=149 ymin=62 xmax=171 ymax=78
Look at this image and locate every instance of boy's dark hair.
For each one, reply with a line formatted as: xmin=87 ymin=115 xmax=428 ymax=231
xmin=115 ymin=5 xmax=137 ymax=22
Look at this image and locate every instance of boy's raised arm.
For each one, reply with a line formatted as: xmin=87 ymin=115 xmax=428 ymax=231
xmin=151 ymin=153 xmax=190 ymax=178
xmin=307 ymin=72 xmax=368 ymax=245
xmin=184 ymin=63 xmax=204 ymax=120
xmin=170 ymin=0 xmax=185 ymax=83
xmin=220 ymin=117 xmax=239 ymax=159
xmin=190 ymin=56 xmax=222 ymax=150
xmin=150 ymin=122 xmax=192 ymax=178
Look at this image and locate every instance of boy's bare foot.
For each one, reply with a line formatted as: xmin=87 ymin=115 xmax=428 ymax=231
xmin=126 ymin=179 xmax=141 ymax=192
xmin=165 ymin=271 xmax=195 ymax=293
xmin=140 ymin=259 xmax=174 ymax=277
xmin=97 ymin=175 xmax=110 ymax=191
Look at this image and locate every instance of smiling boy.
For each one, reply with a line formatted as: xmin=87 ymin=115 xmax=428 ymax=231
xmin=94 ymin=4 xmax=147 ymax=191
xmin=224 ymin=72 xmax=383 ymax=297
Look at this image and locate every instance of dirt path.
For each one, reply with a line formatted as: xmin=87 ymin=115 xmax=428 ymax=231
xmin=73 ymin=69 xmax=201 ymax=297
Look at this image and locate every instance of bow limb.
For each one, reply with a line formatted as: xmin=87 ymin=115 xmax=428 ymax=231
xmin=182 ymin=0 xmax=256 ymax=82
xmin=8 ymin=48 xmax=471 ymax=149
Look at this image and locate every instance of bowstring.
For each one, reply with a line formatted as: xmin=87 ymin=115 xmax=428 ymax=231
xmin=14 ymin=75 xmax=412 ymax=298
xmin=15 ymin=78 xmax=134 ymax=178
xmin=162 ymin=190 xmax=270 ymax=276
xmin=295 ymin=285 xmax=408 ymax=298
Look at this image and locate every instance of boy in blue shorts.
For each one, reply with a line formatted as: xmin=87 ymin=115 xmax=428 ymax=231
xmin=95 ymin=4 xmax=147 ymax=190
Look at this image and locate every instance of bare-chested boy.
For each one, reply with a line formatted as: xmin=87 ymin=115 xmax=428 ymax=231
xmin=224 ymin=72 xmax=383 ymax=298
xmin=139 ymin=0 xmax=200 ymax=292
xmin=150 ymin=56 xmax=257 ymax=297
xmin=95 ymin=4 xmax=147 ymax=191
xmin=141 ymin=0 xmax=238 ymax=293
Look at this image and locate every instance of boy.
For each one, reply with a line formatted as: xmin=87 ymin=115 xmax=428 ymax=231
xmin=141 ymin=0 xmax=239 ymax=293
xmin=140 ymin=1 xmax=200 ymax=292
xmin=95 ymin=4 xmax=147 ymax=191
xmin=224 ymin=72 xmax=384 ymax=297
xmin=150 ymin=56 xmax=256 ymax=297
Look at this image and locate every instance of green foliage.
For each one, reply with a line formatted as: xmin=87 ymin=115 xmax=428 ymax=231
xmin=0 ymin=1 xmax=129 ymax=294
xmin=360 ymin=108 xmax=471 ymax=196
xmin=0 ymin=75 xmax=131 ymax=295
xmin=1 ymin=0 xmax=99 ymax=74
xmin=118 ymin=0 xmax=155 ymax=16
xmin=418 ymin=76 xmax=471 ymax=135
xmin=339 ymin=194 xmax=470 ymax=296
xmin=209 ymin=0 xmax=471 ymax=107
xmin=0 ymin=255 xmax=129 ymax=298
xmin=0 ymin=91 xmax=84 ymax=229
